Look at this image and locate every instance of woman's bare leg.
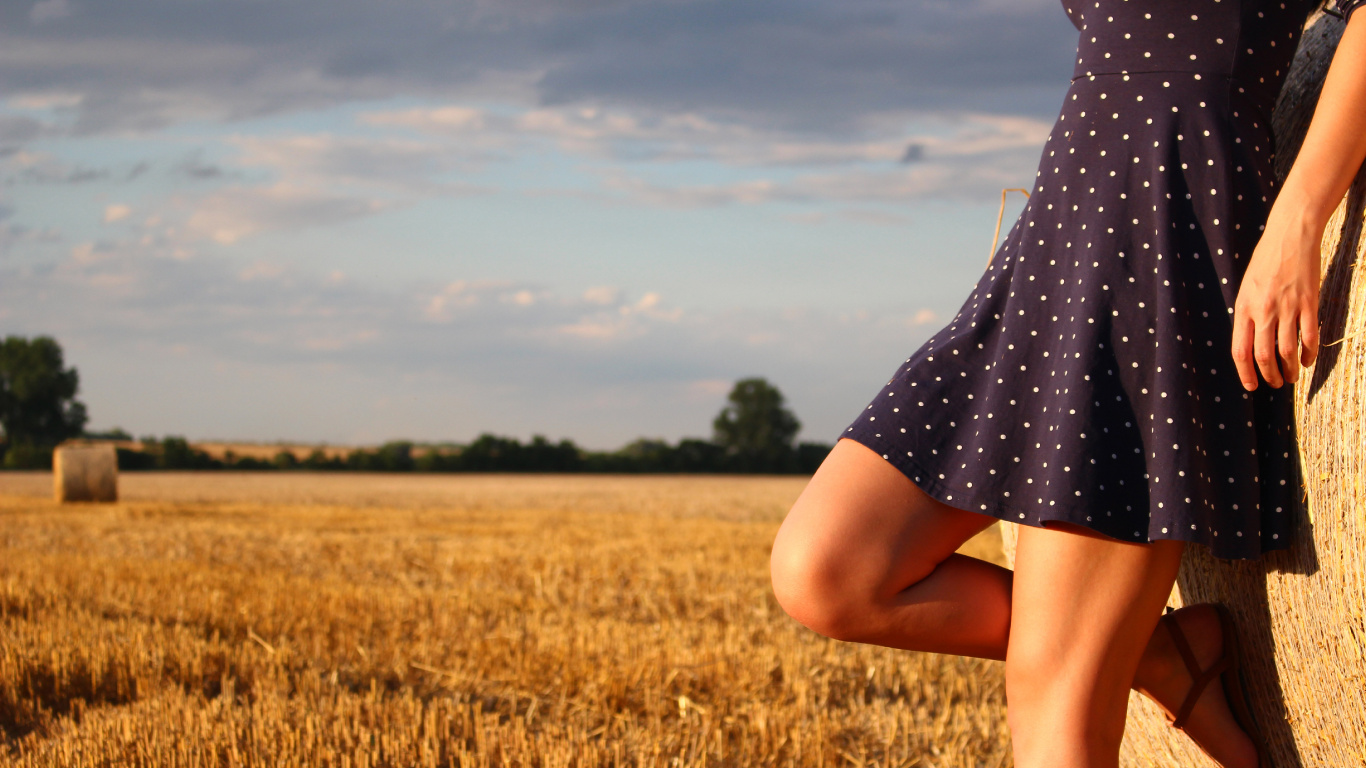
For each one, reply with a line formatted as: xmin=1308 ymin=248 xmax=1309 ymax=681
xmin=772 ymin=438 xmax=1261 ymax=768
xmin=1006 ymin=522 xmax=1185 ymax=766
xmin=771 ymin=438 xmax=1014 ymax=659
xmin=1007 ymin=524 xmax=1260 ymax=768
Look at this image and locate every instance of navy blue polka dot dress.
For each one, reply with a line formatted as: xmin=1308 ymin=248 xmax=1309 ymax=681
xmin=844 ymin=0 xmax=1363 ymax=559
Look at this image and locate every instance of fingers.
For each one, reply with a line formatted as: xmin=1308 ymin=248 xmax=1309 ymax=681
xmin=1231 ymin=311 xmax=1258 ymax=391
xmin=1300 ymin=304 xmax=1320 ymax=369
xmin=1233 ymin=302 xmax=1315 ymax=390
xmin=1278 ymin=314 xmax=1300 ymax=385
xmin=1254 ymin=314 xmax=1285 ymax=388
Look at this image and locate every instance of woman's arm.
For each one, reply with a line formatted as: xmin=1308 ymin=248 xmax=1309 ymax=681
xmin=1232 ymin=7 xmax=1366 ymax=391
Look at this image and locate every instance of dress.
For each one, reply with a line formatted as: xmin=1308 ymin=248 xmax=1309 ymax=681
xmin=843 ymin=0 xmax=1364 ymax=560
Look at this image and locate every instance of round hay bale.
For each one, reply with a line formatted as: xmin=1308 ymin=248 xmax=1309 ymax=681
xmin=53 ymin=441 xmax=119 ymax=503
xmin=1000 ymin=8 xmax=1366 ymax=765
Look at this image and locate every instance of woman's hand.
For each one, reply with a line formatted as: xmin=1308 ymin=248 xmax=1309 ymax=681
xmin=1231 ymin=203 xmax=1323 ymax=390
xmin=1233 ymin=9 xmax=1366 ymax=391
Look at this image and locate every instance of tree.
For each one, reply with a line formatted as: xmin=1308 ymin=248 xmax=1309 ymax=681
xmin=160 ymin=436 xmax=221 ymax=469
xmin=0 ymin=336 xmax=88 ymax=468
xmin=712 ymin=378 xmax=802 ymax=472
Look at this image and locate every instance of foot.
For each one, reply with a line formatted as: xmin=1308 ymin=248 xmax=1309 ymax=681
xmin=1132 ymin=604 xmax=1261 ymax=768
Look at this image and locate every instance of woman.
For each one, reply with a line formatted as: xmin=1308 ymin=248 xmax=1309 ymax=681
xmin=769 ymin=0 xmax=1366 ymax=765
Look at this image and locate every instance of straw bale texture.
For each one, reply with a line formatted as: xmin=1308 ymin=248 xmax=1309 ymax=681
xmin=1002 ymin=9 xmax=1366 ymax=765
xmin=52 ymin=443 xmax=118 ymax=504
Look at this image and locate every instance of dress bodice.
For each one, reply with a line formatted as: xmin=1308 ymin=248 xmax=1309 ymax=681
xmin=1057 ymin=0 xmax=1356 ymax=120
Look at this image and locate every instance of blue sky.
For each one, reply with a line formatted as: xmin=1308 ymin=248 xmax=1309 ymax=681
xmin=0 ymin=0 xmax=1081 ymax=448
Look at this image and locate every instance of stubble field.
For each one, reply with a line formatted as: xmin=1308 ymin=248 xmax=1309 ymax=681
xmin=0 ymin=472 xmax=1010 ymax=767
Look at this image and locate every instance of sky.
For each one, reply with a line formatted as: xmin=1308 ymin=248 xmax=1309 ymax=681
xmin=0 ymin=0 xmax=1083 ymax=449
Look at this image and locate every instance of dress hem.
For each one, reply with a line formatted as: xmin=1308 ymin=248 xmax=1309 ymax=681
xmin=838 ymin=432 xmax=1292 ymax=563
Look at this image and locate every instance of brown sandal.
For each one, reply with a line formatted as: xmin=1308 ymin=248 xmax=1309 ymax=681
xmin=1162 ymin=604 xmax=1272 ymax=768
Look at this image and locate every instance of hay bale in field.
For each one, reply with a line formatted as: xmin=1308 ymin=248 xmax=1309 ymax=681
xmin=1002 ymin=8 xmax=1366 ymax=766
xmin=54 ymin=442 xmax=118 ymax=503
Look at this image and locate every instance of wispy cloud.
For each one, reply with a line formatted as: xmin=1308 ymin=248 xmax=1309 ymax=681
xmin=28 ymin=0 xmax=73 ymax=25
xmin=365 ymin=104 xmax=1050 ymax=170
xmin=183 ymin=183 xmax=389 ymax=245
xmin=360 ymin=104 xmax=1052 ymax=206
xmin=0 ymin=231 xmax=955 ymax=444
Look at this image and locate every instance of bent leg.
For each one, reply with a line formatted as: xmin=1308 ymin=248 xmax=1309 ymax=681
xmin=770 ymin=438 xmax=1014 ymax=660
xmin=1006 ymin=522 xmax=1185 ymax=768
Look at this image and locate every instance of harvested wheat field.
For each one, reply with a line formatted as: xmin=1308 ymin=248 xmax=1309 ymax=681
xmin=0 ymin=472 xmax=1010 ymax=768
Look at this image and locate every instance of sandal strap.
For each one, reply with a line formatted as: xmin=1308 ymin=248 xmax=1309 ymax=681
xmin=1163 ymin=613 xmax=1232 ymax=730
xmin=1164 ymin=612 xmax=1202 ymax=679
xmin=1173 ymin=657 xmax=1231 ymax=729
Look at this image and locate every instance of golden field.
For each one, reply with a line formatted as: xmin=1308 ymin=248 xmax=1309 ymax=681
xmin=0 ymin=472 xmax=1010 ymax=767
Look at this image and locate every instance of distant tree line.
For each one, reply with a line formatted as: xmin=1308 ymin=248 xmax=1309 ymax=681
xmin=0 ymin=335 xmax=832 ymax=474
xmin=112 ymin=431 xmax=831 ymax=475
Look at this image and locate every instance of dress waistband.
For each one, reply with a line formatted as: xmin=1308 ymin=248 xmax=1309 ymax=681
xmin=1068 ymin=70 xmax=1279 ymax=128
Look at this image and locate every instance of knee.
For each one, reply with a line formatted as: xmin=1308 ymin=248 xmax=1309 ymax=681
xmin=769 ymin=527 xmax=874 ymax=642
xmin=1003 ymin=640 xmax=1127 ymax=733
xmin=1003 ymin=642 xmax=1051 ymax=703
xmin=1004 ymin=644 xmax=1068 ymax=746
xmin=1005 ymin=643 xmax=1127 ymax=759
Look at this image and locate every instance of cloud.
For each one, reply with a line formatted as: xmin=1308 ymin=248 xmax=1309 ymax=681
xmin=525 ymin=0 xmax=1076 ymax=129
xmin=910 ymin=308 xmax=938 ymax=325
xmin=582 ymin=285 xmax=621 ymax=305
xmin=586 ymin=132 xmax=1045 ymax=207
xmin=362 ymin=103 xmax=1052 ymax=204
xmin=103 ymin=203 xmax=131 ymax=222
xmin=183 ymin=182 xmax=388 ymax=245
xmin=0 ymin=0 xmax=1070 ymax=241
xmin=420 ymin=280 xmax=680 ymax=343
xmin=0 ymin=114 xmax=52 ymax=146
xmin=173 ymin=153 xmax=228 ymax=180
xmin=5 ymin=92 xmax=83 ymax=110
xmin=117 ymin=133 xmax=495 ymax=247
xmin=365 ymin=104 xmax=1051 ymax=169
xmin=238 ymin=261 xmax=285 ymax=282
xmin=29 ymin=0 xmax=72 ymax=24
xmin=227 ymin=133 xmax=486 ymax=193
xmin=687 ymin=378 xmax=732 ymax=398
xmin=0 ymin=0 xmax=1077 ymax=140
xmin=0 ymin=233 xmax=965 ymax=444
xmin=423 ymin=280 xmax=498 ymax=322
xmin=0 ymin=147 xmax=154 ymax=187
xmin=0 ymin=201 xmax=61 ymax=255
xmin=553 ymin=290 xmax=682 ymax=341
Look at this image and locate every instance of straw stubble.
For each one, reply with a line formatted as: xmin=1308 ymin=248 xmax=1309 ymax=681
xmin=0 ymin=474 xmax=1012 ymax=767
